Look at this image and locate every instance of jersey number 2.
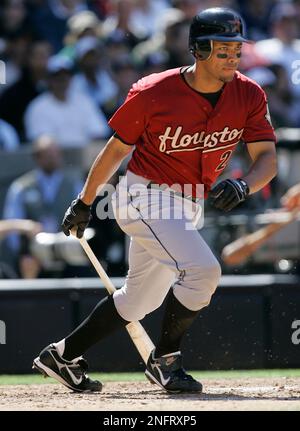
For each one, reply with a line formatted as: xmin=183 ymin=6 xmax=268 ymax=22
xmin=215 ymin=150 xmax=233 ymax=172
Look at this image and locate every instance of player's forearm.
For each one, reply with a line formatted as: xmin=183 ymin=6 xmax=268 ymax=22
xmin=243 ymin=151 xmax=277 ymax=194
xmin=79 ymin=137 xmax=132 ymax=205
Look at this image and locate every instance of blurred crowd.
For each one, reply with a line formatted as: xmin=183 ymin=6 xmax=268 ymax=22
xmin=1 ymin=0 xmax=300 ymax=279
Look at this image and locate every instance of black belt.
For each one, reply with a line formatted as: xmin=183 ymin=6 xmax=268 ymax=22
xmin=146 ymin=182 xmax=199 ymax=203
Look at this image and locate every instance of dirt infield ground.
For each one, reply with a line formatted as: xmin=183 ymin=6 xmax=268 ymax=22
xmin=0 ymin=377 xmax=300 ymax=411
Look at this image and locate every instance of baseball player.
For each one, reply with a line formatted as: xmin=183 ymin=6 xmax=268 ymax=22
xmin=33 ymin=8 xmax=277 ymax=393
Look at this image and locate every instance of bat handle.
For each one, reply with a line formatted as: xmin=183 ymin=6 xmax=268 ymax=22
xmin=70 ymin=228 xmax=114 ymax=293
xmin=79 ymin=235 xmax=116 ymax=295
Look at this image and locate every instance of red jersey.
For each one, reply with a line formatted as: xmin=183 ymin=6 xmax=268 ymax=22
xmin=109 ymin=67 xmax=276 ymax=197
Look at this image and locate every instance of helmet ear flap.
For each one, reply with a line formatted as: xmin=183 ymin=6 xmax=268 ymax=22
xmin=191 ymin=40 xmax=212 ymax=61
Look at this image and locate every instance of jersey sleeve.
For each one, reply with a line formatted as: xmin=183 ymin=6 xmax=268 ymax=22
xmin=242 ymin=85 xmax=276 ymax=144
xmin=108 ymin=83 xmax=146 ymax=145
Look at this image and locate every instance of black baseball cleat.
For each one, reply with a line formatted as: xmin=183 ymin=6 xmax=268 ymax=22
xmin=145 ymin=349 xmax=202 ymax=393
xmin=32 ymin=344 xmax=102 ymax=393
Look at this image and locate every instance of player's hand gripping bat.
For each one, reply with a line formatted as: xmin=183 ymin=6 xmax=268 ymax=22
xmin=221 ymin=208 xmax=300 ymax=266
xmin=72 ymin=230 xmax=154 ymax=363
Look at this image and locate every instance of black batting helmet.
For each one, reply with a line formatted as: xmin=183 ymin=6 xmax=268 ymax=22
xmin=189 ymin=8 xmax=252 ymax=60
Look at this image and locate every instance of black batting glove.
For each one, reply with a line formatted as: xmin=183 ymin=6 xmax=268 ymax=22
xmin=209 ymin=178 xmax=249 ymax=212
xmin=62 ymin=198 xmax=91 ymax=238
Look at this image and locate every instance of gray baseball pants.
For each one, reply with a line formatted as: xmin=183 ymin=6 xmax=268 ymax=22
xmin=111 ymin=171 xmax=221 ymax=321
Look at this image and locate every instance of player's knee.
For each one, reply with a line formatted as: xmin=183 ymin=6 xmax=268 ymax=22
xmin=206 ymin=260 xmax=222 ymax=291
xmin=123 ymin=302 xmax=163 ymax=321
xmin=113 ymin=295 xmax=142 ymax=321
xmin=113 ymin=289 xmax=138 ymax=321
xmin=200 ymin=261 xmax=221 ymax=305
xmin=184 ymin=258 xmax=221 ymax=288
xmin=201 ymin=263 xmax=221 ymax=297
xmin=116 ymin=305 xmax=146 ymax=322
xmin=114 ymin=302 xmax=157 ymax=321
xmin=113 ymin=288 xmax=164 ymax=321
xmin=176 ymin=260 xmax=221 ymax=309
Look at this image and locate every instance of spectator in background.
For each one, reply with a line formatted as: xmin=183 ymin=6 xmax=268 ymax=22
xmin=0 ymin=0 xmax=36 ymax=92
xmin=129 ymin=0 xmax=170 ymax=40
xmin=0 ymin=40 xmax=52 ymax=140
xmin=293 ymin=0 xmax=300 ymax=38
xmin=28 ymin=0 xmax=90 ymax=52
xmin=132 ymin=8 xmax=193 ymax=69
xmin=87 ymin=0 xmax=111 ymax=20
xmin=2 ymin=134 xmax=83 ymax=278
xmin=0 ymin=118 xmax=20 ymax=151
xmin=24 ymin=55 xmax=109 ymax=147
xmin=238 ymin=0 xmax=274 ymax=41
xmin=104 ymin=31 xmax=131 ymax=64
xmin=103 ymin=53 xmax=140 ymax=117
xmin=246 ymin=65 xmax=299 ymax=128
xmin=0 ymin=0 xmax=32 ymax=79
xmin=60 ymin=10 xmax=103 ymax=60
xmin=238 ymin=42 xmax=268 ymax=73
xmin=0 ymin=0 xmax=31 ymax=40
xmin=267 ymin=64 xmax=299 ymax=128
xmin=163 ymin=13 xmax=193 ymax=68
xmin=101 ymin=0 xmax=145 ymax=49
xmin=0 ymin=29 xmax=33 ymax=93
xmin=71 ymin=36 xmax=118 ymax=119
xmin=138 ymin=50 xmax=168 ymax=75
xmin=132 ymin=9 xmax=193 ymax=70
xmin=255 ymin=2 xmax=300 ymax=114
xmin=171 ymin=0 xmax=202 ymax=19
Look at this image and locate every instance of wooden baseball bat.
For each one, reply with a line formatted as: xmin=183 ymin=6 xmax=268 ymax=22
xmin=74 ymin=232 xmax=154 ymax=363
xmin=221 ymin=208 xmax=300 ymax=266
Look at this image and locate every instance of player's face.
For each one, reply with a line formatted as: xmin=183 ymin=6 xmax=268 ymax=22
xmin=206 ymin=41 xmax=242 ymax=83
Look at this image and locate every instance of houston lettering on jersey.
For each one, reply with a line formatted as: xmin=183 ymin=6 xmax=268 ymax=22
xmin=109 ymin=67 xmax=276 ymax=195
xmin=158 ymin=126 xmax=244 ymax=154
